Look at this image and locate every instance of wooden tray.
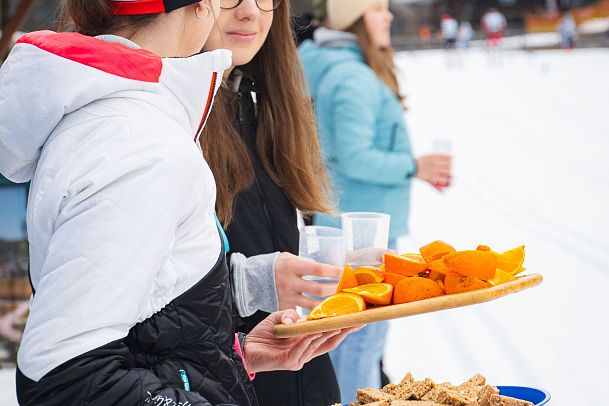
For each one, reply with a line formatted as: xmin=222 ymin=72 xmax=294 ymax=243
xmin=274 ymin=273 xmax=543 ymax=338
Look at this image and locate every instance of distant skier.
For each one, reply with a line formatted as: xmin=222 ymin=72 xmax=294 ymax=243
xmin=458 ymin=21 xmax=474 ymax=49
xmin=481 ymin=8 xmax=507 ymax=48
xmin=558 ymin=12 xmax=577 ymax=50
xmin=441 ymin=13 xmax=459 ymax=49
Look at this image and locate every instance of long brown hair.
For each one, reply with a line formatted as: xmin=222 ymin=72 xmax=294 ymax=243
xmin=348 ymin=18 xmax=404 ymax=102
xmin=201 ymin=0 xmax=333 ymax=226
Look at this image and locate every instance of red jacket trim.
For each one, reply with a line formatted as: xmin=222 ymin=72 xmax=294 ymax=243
xmin=16 ymin=31 xmax=162 ymax=83
xmin=194 ymin=72 xmax=218 ymax=143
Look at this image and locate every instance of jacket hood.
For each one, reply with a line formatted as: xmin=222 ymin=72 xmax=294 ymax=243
xmin=0 ymin=30 xmax=231 ymax=183
xmin=313 ymin=27 xmax=358 ymax=47
xmin=299 ymin=28 xmax=363 ymax=100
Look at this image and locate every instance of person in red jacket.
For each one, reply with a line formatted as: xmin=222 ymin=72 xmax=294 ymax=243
xmin=481 ymin=7 xmax=507 ymax=48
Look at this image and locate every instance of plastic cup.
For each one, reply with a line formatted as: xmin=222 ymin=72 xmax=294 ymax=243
xmin=341 ymin=212 xmax=390 ymax=266
xmin=298 ymin=225 xmax=346 ymax=272
xmin=341 ymin=212 xmax=390 ymax=251
xmin=298 ymin=226 xmax=345 ymax=316
xmin=432 ymin=138 xmax=453 ymax=189
xmin=432 ymin=138 xmax=452 ymax=155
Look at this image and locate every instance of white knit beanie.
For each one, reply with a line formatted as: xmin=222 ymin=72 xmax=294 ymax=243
xmin=327 ymin=0 xmax=375 ymax=31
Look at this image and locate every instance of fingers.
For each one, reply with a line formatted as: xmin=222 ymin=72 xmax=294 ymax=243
xmin=279 ymin=255 xmax=341 ymax=279
xmin=268 ymin=309 xmax=300 ymax=326
xmin=294 ymin=330 xmax=342 ymax=370
xmin=296 ymin=278 xmax=338 ymax=297
xmin=297 ymin=262 xmax=342 ymax=279
xmin=307 ymin=328 xmax=354 ymax=360
xmin=285 ymin=333 xmax=322 ymax=370
xmin=347 ymin=247 xmax=390 ymax=264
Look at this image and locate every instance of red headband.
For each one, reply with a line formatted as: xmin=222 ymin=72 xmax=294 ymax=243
xmin=111 ymin=0 xmax=200 ymax=15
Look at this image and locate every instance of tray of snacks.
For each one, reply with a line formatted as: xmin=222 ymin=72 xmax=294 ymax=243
xmin=334 ymin=371 xmax=550 ymax=406
xmin=274 ymin=241 xmax=542 ymax=338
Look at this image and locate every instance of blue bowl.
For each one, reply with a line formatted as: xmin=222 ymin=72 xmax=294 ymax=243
xmin=342 ymin=386 xmax=550 ymax=406
xmin=497 ymin=386 xmax=551 ymax=405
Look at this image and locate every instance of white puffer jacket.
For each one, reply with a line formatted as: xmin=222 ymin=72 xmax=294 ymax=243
xmin=0 ymin=31 xmax=231 ymax=381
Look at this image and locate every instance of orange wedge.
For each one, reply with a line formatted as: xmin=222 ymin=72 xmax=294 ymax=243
xmin=444 ymin=272 xmax=491 ymax=294
xmin=487 ymin=268 xmax=516 ymax=286
xmin=476 ymin=244 xmax=491 ymax=252
xmin=307 ymin=293 xmax=366 ymax=320
xmin=353 ymin=266 xmax=385 ymax=285
xmin=497 ymin=246 xmax=526 ymax=275
xmin=443 ymin=250 xmax=498 ymax=280
xmin=393 ymin=277 xmax=445 ymax=304
xmin=427 ymin=270 xmax=445 ymax=281
xmin=426 ymin=258 xmax=451 ymax=274
xmin=419 ymin=240 xmax=456 ymax=262
xmin=384 ymin=272 xmax=407 ymax=287
xmin=344 ymin=283 xmax=393 ymax=305
xmin=336 ymin=264 xmax=359 ymax=293
xmin=384 ymin=253 xmax=427 ymax=277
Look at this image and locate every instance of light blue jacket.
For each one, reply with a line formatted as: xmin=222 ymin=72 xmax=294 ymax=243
xmin=299 ymin=31 xmax=416 ymax=240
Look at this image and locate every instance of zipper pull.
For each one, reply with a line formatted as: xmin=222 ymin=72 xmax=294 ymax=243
xmin=179 ymin=369 xmax=191 ymax=392
xmin=237 ymin=92 xmax=245 ymax=123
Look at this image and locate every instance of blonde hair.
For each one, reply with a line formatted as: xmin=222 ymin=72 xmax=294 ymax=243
xmin=348 ymin=17 xmax=404 ymax=103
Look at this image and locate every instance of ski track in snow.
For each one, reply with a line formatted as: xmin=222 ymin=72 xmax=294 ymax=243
xmin=1 ymin=48 xmax=608 ymax=405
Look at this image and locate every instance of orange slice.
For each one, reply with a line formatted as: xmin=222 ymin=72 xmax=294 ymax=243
xmin=487 ymin=268 xmax=516 ymax=286
xmin=444 ymin=272 xmax=491 ymax=294
xmin=384 ymin=272 xmax=407 ymax=287
xmin=307 ymin=293 xmax=366 ymax=320
xmin=336 ymin=264 xmax=359 ymax=293
xmin=443 ymin=250 xmax=498 ymax=280
xmin=427 ymin=270 xmax=445 ymax=281
xmin=497 ymin=246 xmax=526 ymax=275
xmin=426 ymin=258 xmax=451 ymax=274
xmin=353 ymin=266 xmax=385 ymax=285
xmin=384 ymin=253 xmax=427 ymax=277
xmin=393 ymin=277 xmax=445 ymax=304
xmin=476 ymin=244 xmax=491 ymax=251
xmin=419 ymin=240 xmax=456 ymax=262
xmin=344 ymin=283 xmax=393 ymax=305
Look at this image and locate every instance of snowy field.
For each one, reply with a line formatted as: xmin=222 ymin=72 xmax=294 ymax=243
xmin=1 ymin=48 xmax=608 ymax=404
xmin=388 ymin=48 xmax=609 ymax=405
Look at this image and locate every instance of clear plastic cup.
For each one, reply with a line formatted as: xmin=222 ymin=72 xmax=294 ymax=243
xmin=298 ymin=225 xmax=346 ymax=272
xmin=432 ymin=138 xmax=452 ymax=155
xmin=341 ymin=212 xmax=390 ymax=266
xmin=298 ymin=226 xmax=345 ymax=316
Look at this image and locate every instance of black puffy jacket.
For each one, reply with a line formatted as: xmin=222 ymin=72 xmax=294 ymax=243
xmin=225 ymin=74 xmax=342 ymax=406
xmin=17 ymin=252 xmax=258 ymax=406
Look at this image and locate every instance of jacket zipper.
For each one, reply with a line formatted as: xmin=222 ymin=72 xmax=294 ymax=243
xmin=237 ymin=89 xmax=279 ymax=250
xmin=389 ymin=123 xmax=398 ymax=151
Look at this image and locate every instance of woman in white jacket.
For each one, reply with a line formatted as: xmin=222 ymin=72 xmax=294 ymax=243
xmin=0 ymin=0 xmax=354 ymax=404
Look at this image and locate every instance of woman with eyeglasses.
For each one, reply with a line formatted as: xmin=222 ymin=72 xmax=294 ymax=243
xmin=200 ymin=0 xmax=350 ymax=405
xmin=0 ymin=0 xmax=356 ymax=404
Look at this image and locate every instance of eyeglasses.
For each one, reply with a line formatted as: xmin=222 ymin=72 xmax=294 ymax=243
xmin=220 ymin=0 xmax=282 ymax=12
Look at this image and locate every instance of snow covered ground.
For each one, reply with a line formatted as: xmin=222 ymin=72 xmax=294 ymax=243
xmin=388 ymin=48 xmax=609 ymax=405
xmin=1 ymin=48 xmax=608 ymax=405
